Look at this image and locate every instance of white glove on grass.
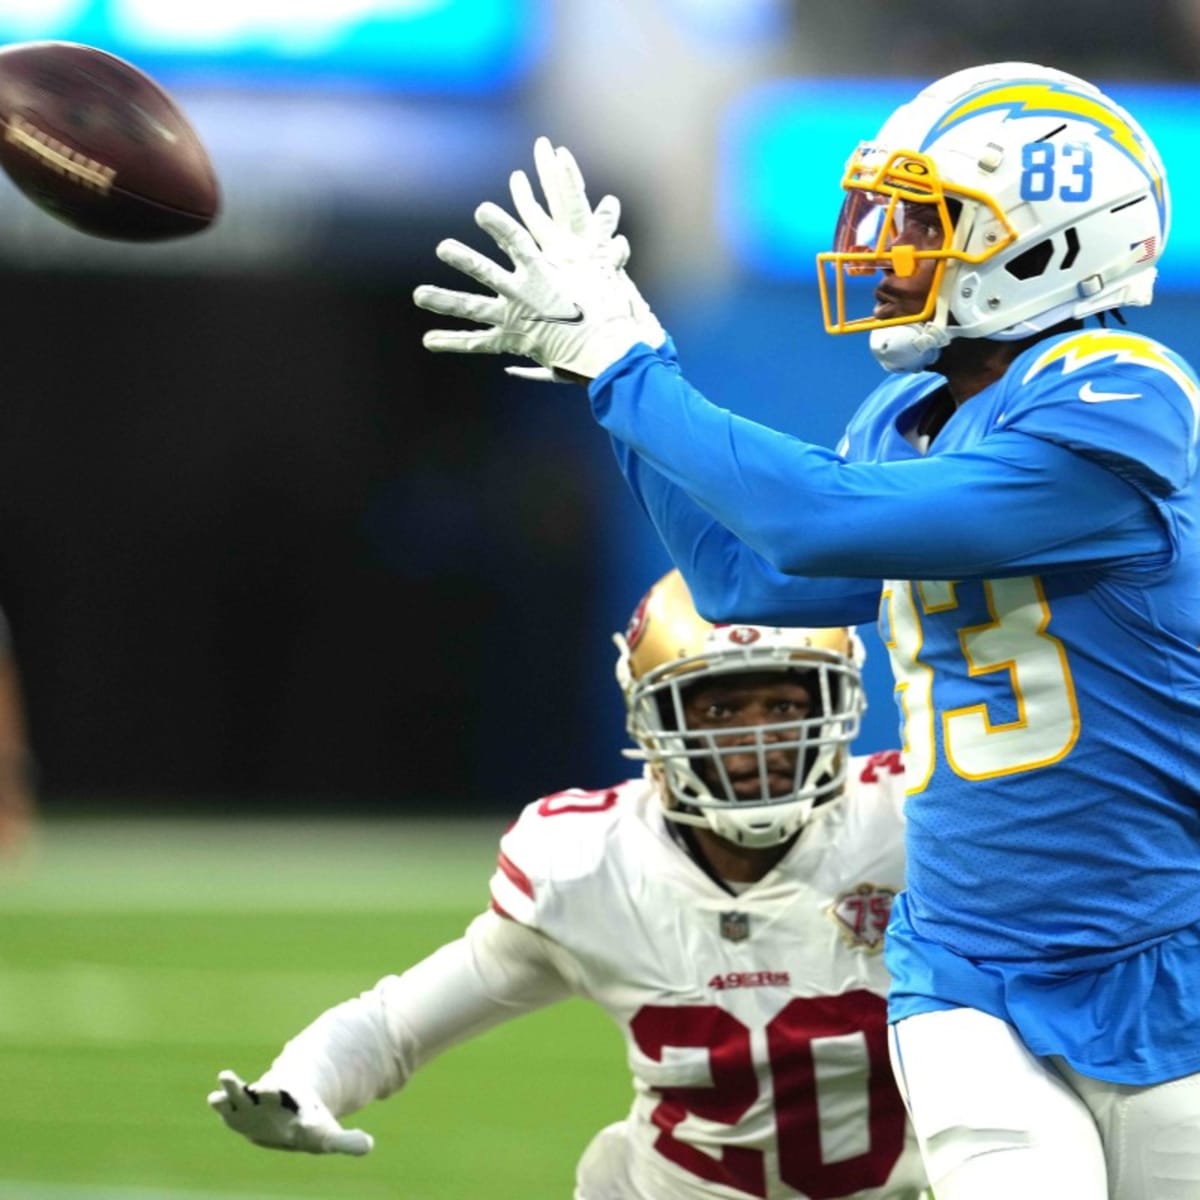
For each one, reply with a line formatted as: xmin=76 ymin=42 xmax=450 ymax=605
xmin=414 ymin=137 xmax=663 ymax=381
xmin=208 ymin=1069 xmax=374 ymax=1156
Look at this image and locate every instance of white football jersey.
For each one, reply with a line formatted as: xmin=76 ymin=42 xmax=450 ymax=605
xmin=489 ymin=751 xmax=927 ymax=1200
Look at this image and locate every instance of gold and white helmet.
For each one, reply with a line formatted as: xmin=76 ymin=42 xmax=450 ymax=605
xmin=818 ymin=62 xmax=1170 ymax=372
xmin=614 ymin=570 xmax=865 ymax=847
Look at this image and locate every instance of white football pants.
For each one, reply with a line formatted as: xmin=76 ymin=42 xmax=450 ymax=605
xmin=889 ymin=1006 xmax=1200 ymax=1200
xmin=574 ymin=1122 xmax=636 ymax=1200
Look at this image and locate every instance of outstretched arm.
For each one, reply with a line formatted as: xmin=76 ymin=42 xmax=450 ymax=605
xmin=412 ymin=138 xmax=1169 ymax=588
xmin=610 ymin=432 xmax=883 ymax=625
xmin=208 ymin=911 xmax=572 ymax=1154
xmin=592 ymin=346 xmax=1171 ymax=582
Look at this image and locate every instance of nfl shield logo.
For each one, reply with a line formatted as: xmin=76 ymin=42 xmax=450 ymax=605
xmin=719 ymin=911 xmax=750 ymax=942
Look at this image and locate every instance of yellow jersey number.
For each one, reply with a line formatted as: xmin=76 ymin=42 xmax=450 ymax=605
xmin=881 ymin=577 xmax=1080 ymax=793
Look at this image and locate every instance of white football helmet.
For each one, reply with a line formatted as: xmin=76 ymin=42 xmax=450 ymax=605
xmin=614 ymin=570 xmax=865 ymax=847
xmin=817 ymin=62 xmax=1170 ymax=372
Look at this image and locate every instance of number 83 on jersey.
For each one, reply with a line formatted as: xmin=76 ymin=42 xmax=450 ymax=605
xmin=880 ymin=576 xmax=1080 ymax=791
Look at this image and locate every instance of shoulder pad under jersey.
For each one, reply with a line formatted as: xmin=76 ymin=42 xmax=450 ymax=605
xmin=1002 ymin=328 xmax=1200 ymax=495
xmin=846 ymin=749 xmax=908 ymax=826
xmin=489 ymin=783 xmax=631 ymax=928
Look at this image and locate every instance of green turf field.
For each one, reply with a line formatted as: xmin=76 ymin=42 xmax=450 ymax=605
xmin=0 ymin=817 xmax=631 ymax=1199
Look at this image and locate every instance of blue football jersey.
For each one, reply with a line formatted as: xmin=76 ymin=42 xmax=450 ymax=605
xmin=591 ymin=327 xmax=1200 ymax=1082
xmin=847 ymin=329 xmax=1200 ymax=962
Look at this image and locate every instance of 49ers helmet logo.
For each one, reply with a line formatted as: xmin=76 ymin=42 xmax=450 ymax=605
xmin=624 ymin=593 xmax=651 ymax=650
xmin=725 ymin=627 xmax=760 ymax=645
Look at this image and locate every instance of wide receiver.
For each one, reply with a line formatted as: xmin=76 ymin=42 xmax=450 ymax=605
xmin=415 ymin=63 xmax=1200 ymax=1199
xmin=210 ymin=570 xmax=928 ymax=1199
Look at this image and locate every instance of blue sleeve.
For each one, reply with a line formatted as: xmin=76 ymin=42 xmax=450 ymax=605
xmin=609 ymin=434 xmax=884 ymax=625
xmin=590 ymin=346 xmax=1172 ymax=582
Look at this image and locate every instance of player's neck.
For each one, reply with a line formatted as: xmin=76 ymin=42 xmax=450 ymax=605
xmin=936 ymin=319 xmax=1086 ymax=409
xmin=684 ymin=824 xmax=795 ymax=886
xmin=935 ymin=338 xmax=1025 ymax=408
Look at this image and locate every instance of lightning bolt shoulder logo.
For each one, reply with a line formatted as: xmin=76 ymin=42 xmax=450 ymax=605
xmin=1022 ymin=330 xmax=1200 ymax=433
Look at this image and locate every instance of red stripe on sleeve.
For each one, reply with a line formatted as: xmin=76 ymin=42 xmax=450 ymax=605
xmin=497 ymin=851 xmax=535 ymax=899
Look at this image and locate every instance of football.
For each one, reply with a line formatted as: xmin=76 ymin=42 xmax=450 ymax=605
xmin=0 ymin=40 xmax=219 ymax=241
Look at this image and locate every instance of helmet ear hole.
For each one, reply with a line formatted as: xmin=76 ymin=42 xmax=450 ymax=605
xmin=1006 ymin=238 xmax=1055 ymax=280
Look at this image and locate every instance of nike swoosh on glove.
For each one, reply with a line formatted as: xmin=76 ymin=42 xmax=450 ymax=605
xmin=414 ymin=195 xmax=656 ymax=381
xmin=208 ymin=1069 xmax=374 ymax=1156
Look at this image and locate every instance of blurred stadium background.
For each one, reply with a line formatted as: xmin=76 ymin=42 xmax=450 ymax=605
xmin=1 ymin=1 xmax=1199 ymax=1195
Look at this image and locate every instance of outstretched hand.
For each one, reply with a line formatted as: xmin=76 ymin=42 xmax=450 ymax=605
xmin=414 ymin=136 xmax=664 ymax=382
xmin=505 ymin=137 xmax=666 ymax=382
xmin=509 ymin=136 xmax=627 ymax=272
xmin=207 ymin=1069 xmax=374 ymax=1156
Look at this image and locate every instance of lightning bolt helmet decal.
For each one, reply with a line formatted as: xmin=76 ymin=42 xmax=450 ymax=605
xmin=922 ymin=79 xmax=1167 ymax=230
xmin=817 ymin=62 xmax=1172 ymax=374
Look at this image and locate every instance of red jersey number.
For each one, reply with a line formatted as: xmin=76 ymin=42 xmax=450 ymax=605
xmin=535 ymin=787 xmax=619 ymax=817
xmin=631 ymin=990 xmax=906 ymax=1199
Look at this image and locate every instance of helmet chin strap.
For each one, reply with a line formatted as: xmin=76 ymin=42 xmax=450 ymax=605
xmin=868 ymin=303 xmax=1095 ymax=373
xmin=869 ymin=321 xmax=952 ymax=373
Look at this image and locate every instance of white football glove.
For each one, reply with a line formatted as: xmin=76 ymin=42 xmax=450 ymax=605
xmin=503 ymin=137 xmax=665 ymax=382
xmin=207 ymin=1069 xmax=374 ymax=1156
xmin=414 ymin=137 xmax=663 ymax=382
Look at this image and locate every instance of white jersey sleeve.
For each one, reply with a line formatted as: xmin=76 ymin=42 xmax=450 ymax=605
xmin=263 ymin=909 xmax=573 ymax=1119
xmin=489 ymin=785 xmax=624 ymax=929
